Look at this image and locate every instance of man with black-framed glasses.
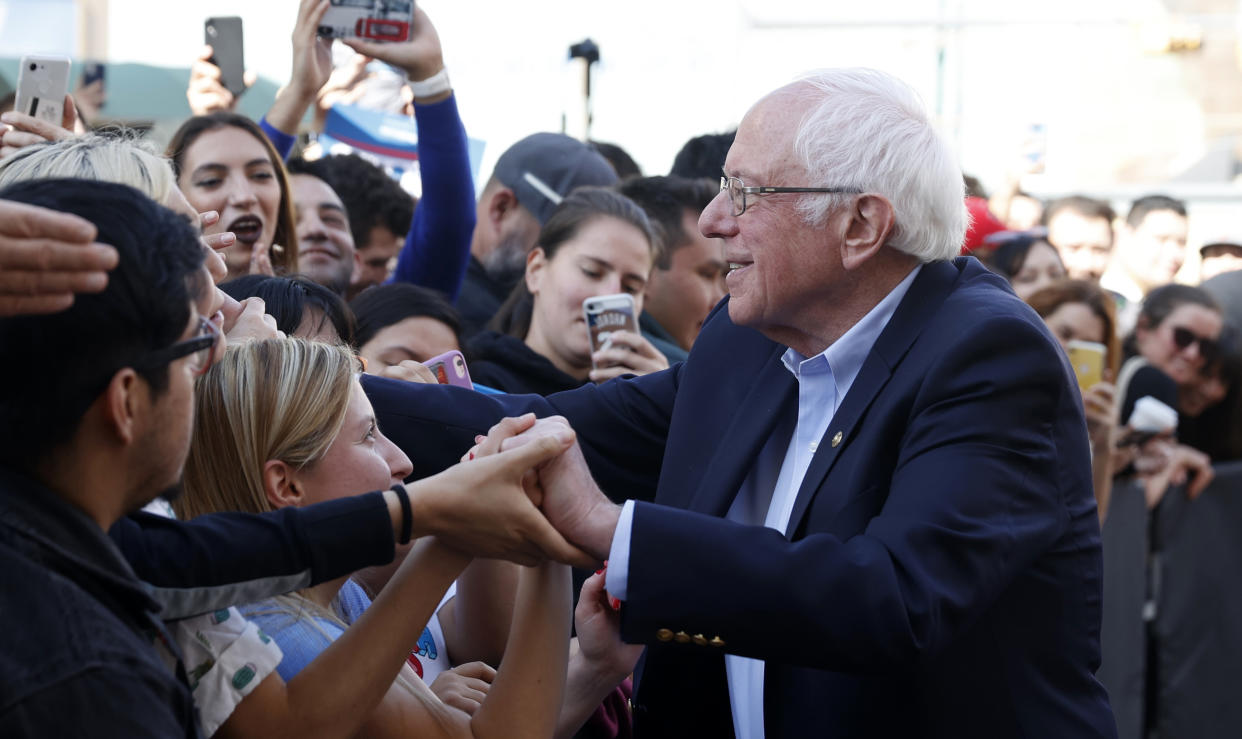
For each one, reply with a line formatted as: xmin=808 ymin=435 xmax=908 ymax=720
xmin=0 ymin=179 xmax=210 ymax=737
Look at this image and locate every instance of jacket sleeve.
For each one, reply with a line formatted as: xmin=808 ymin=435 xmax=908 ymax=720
xmin=386 ymin=94 xmax=476 ymax=302
xmin=110 ymin=492 xmax=394 ymax=619
xmin=364 ymin=364 xmax=679 ymax=505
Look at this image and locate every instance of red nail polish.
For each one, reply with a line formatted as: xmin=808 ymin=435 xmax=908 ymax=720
xmin=468 ymin=451 xmax=475 ymax=460
xmin=608 ymin=595 xmax=622 ymax=611
xmin=595 ymin=568 xmax=605 ymax=576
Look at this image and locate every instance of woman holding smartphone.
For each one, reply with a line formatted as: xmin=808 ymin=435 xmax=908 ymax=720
xmin=1025 ymin=280 xmax=1122 ymax=520
xmin=470 ymin=187 xmax=669 ymax=394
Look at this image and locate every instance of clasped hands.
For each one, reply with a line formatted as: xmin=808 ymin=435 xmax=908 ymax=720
xmin=412 ymin=413 xmax=619 ymax=572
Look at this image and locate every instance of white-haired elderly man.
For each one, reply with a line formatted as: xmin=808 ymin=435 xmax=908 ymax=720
xmin=365 ymin=68 xmax=1118 ymax=738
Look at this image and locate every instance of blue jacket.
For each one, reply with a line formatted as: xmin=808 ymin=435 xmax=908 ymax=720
xmin=364 ymin=257 xmax=1118 ymax=738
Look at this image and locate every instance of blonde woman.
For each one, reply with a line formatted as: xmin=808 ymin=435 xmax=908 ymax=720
xmin=181 ymin=338 xmax=572 ymax=738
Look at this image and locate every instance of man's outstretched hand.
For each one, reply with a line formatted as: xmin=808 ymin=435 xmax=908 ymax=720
xmin=405 ymin=421 xmax=597 ymax=569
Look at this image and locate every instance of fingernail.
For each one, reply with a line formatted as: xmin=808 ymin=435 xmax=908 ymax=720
xmin=0 ymin=113 xmax=13 ymax=123
xmin=467 ymin=451 xmax=475 ymax=461
xmin=595 ymin=568 xmax=605 ymax=576
xmin=218 ymin=232 xmax=235 ymax=245
xmin=474 ymin=435 xmax=485 ymax=443
xmin=554 ymin=429 xmax=574 ymax=444
xmin=608 ymin=595 xmax=622 ymax=611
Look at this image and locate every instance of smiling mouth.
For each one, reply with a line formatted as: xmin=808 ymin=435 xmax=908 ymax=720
xmin=228 ymin=215 xmax=264 ymax=245
xmin=300 ymin=244 xmax=340 ymax=260
xmin=727 ymin=261 xmax=753 ymax=278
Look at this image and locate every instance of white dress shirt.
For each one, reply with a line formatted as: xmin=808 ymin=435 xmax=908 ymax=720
xmin=607 ymin=265 xmax=922 ymax=739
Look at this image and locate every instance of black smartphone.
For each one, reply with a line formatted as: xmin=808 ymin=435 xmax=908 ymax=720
xmin=205 ymin=16 xmax=246 ymax=97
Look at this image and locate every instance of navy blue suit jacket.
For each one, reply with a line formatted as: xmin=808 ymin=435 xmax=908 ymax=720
xmin=366 ymin=257 xmax=1117 ymax=738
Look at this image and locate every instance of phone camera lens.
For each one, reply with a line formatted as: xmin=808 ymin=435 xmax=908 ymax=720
xmin=28 ymin=63 xmax=36 ymax=71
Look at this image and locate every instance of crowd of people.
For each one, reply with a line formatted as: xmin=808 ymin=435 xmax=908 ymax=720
xmin=1 ymin=2 xmax=1240 ymax=738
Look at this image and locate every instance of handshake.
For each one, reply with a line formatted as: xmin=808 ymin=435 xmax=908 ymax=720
xmin=403 ymin=413 xmax=621 ymax=569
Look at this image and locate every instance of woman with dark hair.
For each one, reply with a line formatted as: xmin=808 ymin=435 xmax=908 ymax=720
xmin=471 ymin=187 xmax=668 ymax=395
xmin=981 ymin=233 xmax=1067 ymax=300
xmin=352 ymin=284 xmax=464 ymax=370
xmin=1025 ymin=280 xmax=1122 ymax=520
xmin=222 ymin=275 xmax=356 ymax=346
xmin=1177 ymin=324 xmax=1242 ymax=461
xmin=1123 ymin=284 xmax=1223 ymax=395
xmin=168 ymin=112 xmax=300 ymax=279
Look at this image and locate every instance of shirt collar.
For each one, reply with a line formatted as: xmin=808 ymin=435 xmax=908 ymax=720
xmin=781 ymin=263 xmax=923 ymax=399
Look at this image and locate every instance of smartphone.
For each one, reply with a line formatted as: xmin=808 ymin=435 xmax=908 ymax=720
xmin=15 ymin=55 xmax=71 ymax=125
xmin=205 ymin=16 xmax=246 ymax=97
xmin=424 ymin=350 xmax=472 ymax=389
xmin=584 ymin=293 xmax=638 ymax=369
xmin=1067 ymin=340 xmax=1105 ymax=391
xmin=318 ymin=0 xmax=414 ymax=41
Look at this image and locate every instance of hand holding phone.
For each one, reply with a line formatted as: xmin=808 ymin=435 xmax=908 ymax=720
xmin=424 ymin=350 xmax=473 ymax=389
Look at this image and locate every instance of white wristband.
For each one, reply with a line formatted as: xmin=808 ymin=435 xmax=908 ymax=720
xmin=406 ymin=68 xmax=451 ymax=98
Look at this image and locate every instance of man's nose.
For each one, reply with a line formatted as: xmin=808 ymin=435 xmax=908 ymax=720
xmin=699 ymin=189 xmax=737 ymax=240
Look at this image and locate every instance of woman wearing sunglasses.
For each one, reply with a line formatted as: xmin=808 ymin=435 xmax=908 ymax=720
xmin=1122 ymin=284 xmax=1224 ymax=410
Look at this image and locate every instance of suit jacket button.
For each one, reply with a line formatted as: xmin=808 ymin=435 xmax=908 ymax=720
xmin=675 ymin=631 xmax=691 ymax=644
xmin=692 ymin=634 xmax=708 ymax=646
xmin=710 ymin=636 xmax=726 ymax=648
xmin=831 ymin=431 xmax=844 ymax=448
xmin=656 ymin=628 xmax=674 ymax=642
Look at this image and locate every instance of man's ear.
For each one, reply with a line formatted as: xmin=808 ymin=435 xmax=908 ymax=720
xmin=840 ymin=194 xmax=896 ymax=271
xmin=485 ymin=186 xmax=520 ymax=233
xmin=262 ymin=459 xmax=304 ymax=510
xmin=101 ymin=368 xmax=143 ymax=446
xmin=524 ymin=247 xmax=548 ymax=295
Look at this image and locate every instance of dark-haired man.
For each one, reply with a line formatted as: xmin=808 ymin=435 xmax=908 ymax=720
xmin=617 ymin=175 xmax=726 ymax=361
xmin=1101 ymin=194 xmax=1189 ymax=332
xmin=285 ymin=159 xmax=361 ymax=297
xmin=0 ymin=179 xmax=211 ymax=736
xmin=292 ymin=154 xmax=416 ymax=297
xmin=1044 ymin=195 xmax=1116 ymax=282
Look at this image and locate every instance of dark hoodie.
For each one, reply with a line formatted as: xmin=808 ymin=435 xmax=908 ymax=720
xmin=467 ymin=330 xmax=587 ymax=396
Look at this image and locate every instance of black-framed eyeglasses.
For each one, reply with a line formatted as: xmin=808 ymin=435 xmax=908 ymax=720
xmin=1171 ymin=326 xmax=1218 ymax=362
xmin=135 ymin=316 xmax=221 ymax=377
xmin=719 ymin=176 xmax=863 ymax=217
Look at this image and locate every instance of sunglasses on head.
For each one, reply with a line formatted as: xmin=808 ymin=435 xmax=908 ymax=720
xmin=1171 ymin=326 xmax=1218 ymax=361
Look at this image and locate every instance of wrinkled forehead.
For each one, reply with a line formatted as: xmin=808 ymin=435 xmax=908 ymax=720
xmin=729 ymin=86 xmax=814 ymax=180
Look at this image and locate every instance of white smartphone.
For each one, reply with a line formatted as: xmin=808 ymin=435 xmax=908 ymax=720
xmin=15 ymin=55 xmax=71 ymax=126
xmin=583 ymin=293 xmax=638 ymax=369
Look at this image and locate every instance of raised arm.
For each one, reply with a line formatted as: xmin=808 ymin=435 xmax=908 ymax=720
xmin=261 ymin=0 xmax=333 ymax=159
xmin=346 ymin=9 xmax=476 ymax=301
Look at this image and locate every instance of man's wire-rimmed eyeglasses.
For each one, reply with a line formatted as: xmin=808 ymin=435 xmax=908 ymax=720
xmin=719 ymin=176 xmax=863 ymax=217
xmin=135 ymin=316 xmax=221 ymax=377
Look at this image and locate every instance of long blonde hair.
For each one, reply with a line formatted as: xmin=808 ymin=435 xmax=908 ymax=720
xmin=0 ymin=133 xmax=176 ymax=202
xmin=179 ymin=338 xmax=358 ymax=521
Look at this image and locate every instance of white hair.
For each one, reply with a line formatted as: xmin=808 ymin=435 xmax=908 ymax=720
xmin=788 ymin=68 xmax=967 ymax=262
xmin=0 ymin=132 xmax=175 ymax=203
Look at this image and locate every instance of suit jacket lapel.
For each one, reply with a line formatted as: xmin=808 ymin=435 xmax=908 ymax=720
xmin=685 ymin=344 xmax=798 ymax=518
xmin=784 ymin=259 xmax=964 ymax=538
